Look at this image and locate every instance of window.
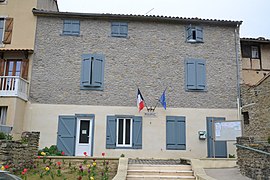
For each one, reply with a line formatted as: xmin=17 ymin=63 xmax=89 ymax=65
xmin=116 ymin=118 xmax=132 ymax=147
xmin=185 ymin=59 xmax=206 ymax=91
xmin=111 ymin=22 xmax=128 ymax=37
xmin=63 ymin=20 xmax=80 ymax=36
xmin=0 ymin=107 xmax=7 ymax=125
xmin=0 ymin=59 xmax=29 ymax=79
xmin=80 ymin=54 xmax=105 ymax=90
xmin=106 ymin=115 xmax=142 ymax=149
xmin=0 ymin=17 xmax=13 ymax=44
xmin=241 ymin=44 xmax=260 ymax=59
xmin=166 ymin=116 xmax=186 ymax=150
xmin=242 ymin=111 xmax=249 ymax=125
xmin=186 ymin=25 xmax=203 ymax=43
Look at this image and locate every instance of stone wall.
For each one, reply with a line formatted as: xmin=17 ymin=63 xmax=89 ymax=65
xmin=236 ymin=137 xmax=270 ymax=180
xmin=0 ymin=132 xmax=40 ymax=171
xmin=241 ymin=75 xmax=270 ymax=140
xmin=30 ymin=16 xmax=239 ymax=109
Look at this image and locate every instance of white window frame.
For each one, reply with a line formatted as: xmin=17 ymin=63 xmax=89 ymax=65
xmin=0 ymin=107 xmax=8 ymax=125
xmin=116 ymin=118 xmax=133 ymax=147
xmin=0 ymin=18 xmax=5 ymax=45
xmin=0 ymin=0 xmax=7 ymax=5
xmin=251 ymin=46 xmax=259 ymax=59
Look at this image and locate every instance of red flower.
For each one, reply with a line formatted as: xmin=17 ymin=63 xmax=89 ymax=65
xmin=102 ymin=152 xmax=105 ymax=157
xmin=21 ymin=172 xmax=25 ymax=175
xmin=83 ymin=152 xmax=87 ymax=156
xmin=78 ymin=176 xmax=82 ymax=180
xmin=37 ymin=156 xmax=41 ymax=159
xmin=4 ymin=165 xmax=8 ymax=169
xmin=61 ymin=151 xmax=65 ymax=156
xmin=23 ymin=168 xmax=28 ymax=173
xmin=57 ymin=162 xmax=61 ymax=166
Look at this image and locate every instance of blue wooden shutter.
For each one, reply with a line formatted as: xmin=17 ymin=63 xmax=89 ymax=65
xmin=92 ymin=54 xmax=105 ymax=87
xmin=106 ymin=116 xmax=116 ymax=149
xmin=111 ymin=22 xmax=119 ymax=36
xmin=186 ymin=25 xmax=192 ymax=41
xmin=196 ymin=60 xmax=206 ymax=90
xmin=57 ymin=116 xmax=77 ymax=156
xmin=185 ymin=59 xmax=196 ymax=90
xmin=133 ymin=116 xmax=142 ymax=149
xmin=196 ymin=27 xmax=203 ymax=42
xmin=81 ymin=54 xmax=92 ymax=87
xmin=166 ymin=116 xmax=186 ymax=150
xmin=63 ymin=20 xmax=72 ymax=34
xmin=119 ymin=23 xmax=128 ymax=37
xmin=71 ymin=20 xmax=80 ymax=35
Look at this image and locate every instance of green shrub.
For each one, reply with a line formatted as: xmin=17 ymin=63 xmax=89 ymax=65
xmin=0 ymin=132 xmax=13 ymax=140
xmin=268 ymin=136 xmax=270 ymax=144
xmin=38 ymin=145 xmax=64 ymax=156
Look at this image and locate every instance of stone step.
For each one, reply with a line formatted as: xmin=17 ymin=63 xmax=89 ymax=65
xmin=128 ymin=164 xmax=192 ymax=171
xmin=126 ymin=175 xmax=196 ymax=180
xmin=127 ymin=169 xmax=193 ymax=176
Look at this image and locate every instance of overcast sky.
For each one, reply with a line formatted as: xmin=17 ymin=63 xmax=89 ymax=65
xmin=57 ymin=0 xmax=270 ymax=39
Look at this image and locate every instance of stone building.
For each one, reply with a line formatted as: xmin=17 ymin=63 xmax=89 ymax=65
xmin=241 ymin=73 xmax=270 ymax=140
xmin=23 ymin=9 xmax=242 ymax=158
xmin=0 ymin=0 xmax=58 ymax=139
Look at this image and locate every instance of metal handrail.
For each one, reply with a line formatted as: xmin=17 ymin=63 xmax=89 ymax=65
xmin=235 ymin=143 xmax=270 ymax=156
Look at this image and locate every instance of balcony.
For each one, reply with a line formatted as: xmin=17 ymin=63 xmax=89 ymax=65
xmin=0 ymin=76 xmax=29 ymax=101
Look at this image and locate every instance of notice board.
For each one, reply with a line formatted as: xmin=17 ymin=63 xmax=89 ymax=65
xmin=214 ymin=121 xmax=242 ymax=141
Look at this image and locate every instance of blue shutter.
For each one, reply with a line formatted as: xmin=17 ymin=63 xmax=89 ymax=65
xmin=185 ymin=59 xmax=196 ymax=90
xmin=111 ymin=22 xmax=119 ymax=36
xmin=119 ymin=23 xmax=128 ymax=37
xmin=106 ymin=116 xmax=116 ymax=149
xmin=186 ymin=25 xmax=192 ymax=41
xmin=166 ymin=116 xmax=186 ymax=150
xmin=196 ymin=60 xmax=206 ymax=90
xmin=111 ymin=22 xmax=128 ymax=37
xmin=196 ymin=27 xmax=203 ymax=42
xmin=92 ymin=54 xmax=105 ymax=87
xmin=81 ymin=54 xmax=92 ymax=87
xmin=57 ymin=116 xmax=77 ymax=156
xmin=63 ymin=20 xmax=80 ymax=35
xmin=133 ymin=116 xmax=142 ymax=149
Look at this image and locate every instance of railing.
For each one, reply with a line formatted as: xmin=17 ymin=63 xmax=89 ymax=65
xmin=235 ymin=143 xmax=270 ymax=156
xmin=0 ymin=125 xmax=13 ymax=134
xmin=0 ymin=76 xmax=29 ymax=101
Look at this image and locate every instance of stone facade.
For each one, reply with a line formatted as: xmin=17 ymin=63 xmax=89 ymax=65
xmin=30 ymin=15 xmax=239 ymax=109
xmin=241 ymin=74 xmax=270 ymax=140
xmin=0 ymin=132 xmax=40 ymax=171
xmin=236 ymin=137 xmax=270 ymax=180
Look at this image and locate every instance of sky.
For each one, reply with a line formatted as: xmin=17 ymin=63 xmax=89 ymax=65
xmin=57 ymin=0 xmax=270 ymax=39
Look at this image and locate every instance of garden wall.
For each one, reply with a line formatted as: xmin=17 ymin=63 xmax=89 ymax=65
xmin=236 ymin=137 xmax=270 ymax=180
xmin=0 ymin=131 xmax=40 ymax=171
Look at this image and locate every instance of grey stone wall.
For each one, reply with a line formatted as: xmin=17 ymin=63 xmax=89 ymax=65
xmin=0 ymin=132 xmax=40 ymax=172
xmin=241 ymin=76 xmax=270 ymax=140
xmin=236 ymin=137 xmax=270 ymax=180
xmin=30 ymin=16 xmax=239 ymax=108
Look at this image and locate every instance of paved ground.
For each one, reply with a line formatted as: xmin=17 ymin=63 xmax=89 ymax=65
xmin=205 ymin=168 xmax=251 ymax=180
xmin=128 ymin=159 xmax=182 ymax=165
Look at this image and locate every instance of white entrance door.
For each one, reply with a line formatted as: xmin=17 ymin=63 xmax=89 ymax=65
xmin=75 ymin=118 xmax=92 ymax=156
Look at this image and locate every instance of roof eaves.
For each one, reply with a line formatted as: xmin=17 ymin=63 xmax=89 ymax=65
xmin=32 ymin=9 xmax=242 ymax=26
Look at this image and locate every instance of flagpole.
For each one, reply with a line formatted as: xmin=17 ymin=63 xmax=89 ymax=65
xmin=153 ymin=87 xmax=167 ymax=111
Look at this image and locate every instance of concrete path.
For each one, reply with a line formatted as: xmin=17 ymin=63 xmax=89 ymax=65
xmin=205 ymin=168 xmax=251 ymax=180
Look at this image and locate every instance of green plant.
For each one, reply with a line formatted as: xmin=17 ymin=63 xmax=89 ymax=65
xmin=38 ymin=145 xmax=64 ymax=156
xmin=120 ymin=154 xmax=125 ymax=157
xmin=0 ymin=132 xmax=13 ymax=140
xmin=229 ymin=154 xmax=235 ymax=158
xmin=268 ymin=136 xmax=270 ymax=144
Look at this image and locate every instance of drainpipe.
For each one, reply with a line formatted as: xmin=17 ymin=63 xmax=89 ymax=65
xmin=235 ymin=23 xmax=241 ymax=120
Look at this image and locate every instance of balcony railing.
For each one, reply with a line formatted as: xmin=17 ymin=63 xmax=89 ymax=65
xmin=0 ymin=76 xmax=29 ymax=101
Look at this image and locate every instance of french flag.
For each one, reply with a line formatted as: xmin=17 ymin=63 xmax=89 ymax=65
xmin=137 ymin=88 xmax=145 ymax=112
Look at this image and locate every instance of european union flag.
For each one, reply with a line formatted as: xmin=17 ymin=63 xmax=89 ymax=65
xmin=160 ymin=90 xmax=166 ymax=110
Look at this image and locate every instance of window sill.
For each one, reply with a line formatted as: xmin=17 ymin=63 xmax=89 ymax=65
xmin=80 ymin=86 xmax=104 ymax=91
xmin=60 ymin=33 xmax=81 ymax=37
xmin=186 ymin=40 xmax=204 ymax=43
xmin=185 ymin=89 xmax=207 ymax=92
xmin=111 ymin=35 xmax=129 ymax=38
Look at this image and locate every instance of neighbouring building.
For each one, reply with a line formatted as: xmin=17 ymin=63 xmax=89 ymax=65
xmin=24 ymin=9 xmax=242 ymax=158
xmin=241 ymin=74 xmax=270 ymax=140
xmin=0 ymin=0 xmax=58 ymax=139
xmin=241 ymin=37 xmax=270 ymax=85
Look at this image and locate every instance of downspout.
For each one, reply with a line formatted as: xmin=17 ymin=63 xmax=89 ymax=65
xmin=234 ymin=23 xmax=241 ymax=120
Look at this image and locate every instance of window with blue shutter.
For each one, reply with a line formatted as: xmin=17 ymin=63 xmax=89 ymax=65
xmin=185 ymin=59 xmax=206 ymax=91
xmin=106 ymin=115 xmax=142 ymax=149
xmin=80 ymin=54 xmax=105 ymax=90
xmin=166 ymin=116 xmax=186 ymax=150
xmin=111 ymin=22 xmax=128 ymax=37
xmin=63 ymin=20 xmax=80 ymax=36
xmin=186 ymin=25 xmax=203 ymax=43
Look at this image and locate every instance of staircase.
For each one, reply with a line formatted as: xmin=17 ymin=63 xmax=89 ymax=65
xmin=126 ymin=159 xmax=196 ymax=180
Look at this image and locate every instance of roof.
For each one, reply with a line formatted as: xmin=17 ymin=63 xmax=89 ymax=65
xmin=241 ymin=37 xmax=270 ymax=44
xmin=32 ymin=9 xmax=242 ymax=27
xmin=0 ymin=48 xmax=34 ymax=53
